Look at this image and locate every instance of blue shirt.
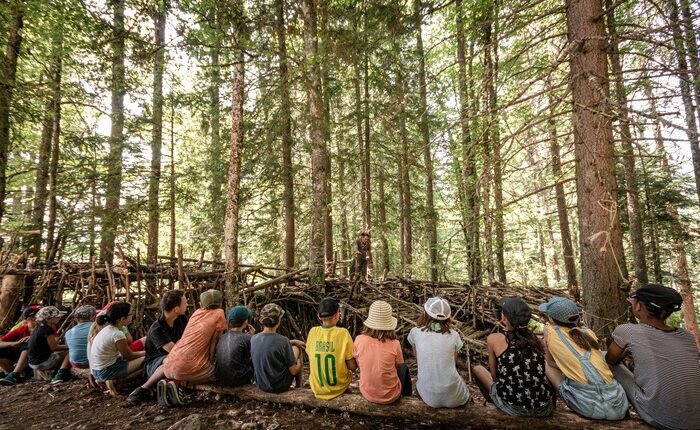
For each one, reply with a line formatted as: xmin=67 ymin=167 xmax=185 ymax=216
xmin=65 ymin=321 xmax=92 ymax=366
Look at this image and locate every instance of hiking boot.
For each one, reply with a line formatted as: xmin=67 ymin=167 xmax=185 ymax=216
xmin=0 ymin=372 xmax=19 ymax=386
xmin=50 ymin=368 xmax=71 ymax=384
xmin=126 ymin=386 xmax=153 ymax=406
xmin=166 ymin=380 xmax=185 ymax=406
xmin=156 ymin=379 xmax=170 ymax=407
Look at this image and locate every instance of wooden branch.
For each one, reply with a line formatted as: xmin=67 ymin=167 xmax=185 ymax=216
xmin=0 ymin=229 xmax=41 ymax=235
xmin=194 ymin=385 xmax=646 ymax=429
xmin=240 ymin=268 xmax=308 ymax=294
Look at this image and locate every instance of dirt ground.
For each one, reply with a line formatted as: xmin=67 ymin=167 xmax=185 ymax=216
xmin=0 ymin=379 xmax=456 ymax=430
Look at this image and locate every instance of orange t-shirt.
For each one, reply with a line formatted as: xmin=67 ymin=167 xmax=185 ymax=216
xmin=164 ymin=308 xmax=227 ymax=376
xmin=352 ymin=335 xmax=404 ymax=404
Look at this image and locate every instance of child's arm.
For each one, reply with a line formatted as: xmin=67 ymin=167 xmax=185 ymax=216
xmin=116 ymin=339 xmax=145 ymax=360
xmin=46 ymin=334 xmax=68 ymax=352
xmin=541 ymin=326 xmax=557 ymax=367
xmin=605 ymin=341 xmax=628 ymax=366
xmin=345 ymin=357 xmax=357 ymax=371
xmin=209 ymin=331 xmax=222 ymax=363
xmin=486 ymin=334 xmax=499 ymax=381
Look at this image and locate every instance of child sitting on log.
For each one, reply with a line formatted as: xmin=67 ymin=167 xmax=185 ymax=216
xmin=306 ymin=297 xmax=356 ymax=400
xmin=250 ymin=303 xmax=305 ymax=393
xmin=539 ymin=297 xmax=628 ymax=420
xmin=88 ymin=302 xmax=145 ymax=394
xmin=61 ymin=305 xmax=97 ymax=382
xmin=161 ymin=289 xmax=227 ymax=406
xmin=471 ymin=297 xmax=553 ymax=417
xmin=215 ymin=306 xmax=255 ymax=387
xmin=88 ymin=301 xmax=147 ymax=353
xmin=606 ymin=284 xmax=700 ymax=430
xmin=408 ymin=296 xmax=470 ymax=408
xmin=352 ymin=300 xmax=411 ymax=404
xmin=126 ymin=289 xmax=189 ymax=406
xmin=0 ymin=306 xmax=41 ymax=385
xmin=27 ymin=306 xmax=73 ymax=382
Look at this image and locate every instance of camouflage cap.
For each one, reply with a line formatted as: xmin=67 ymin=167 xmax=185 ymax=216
xmin=200 ymin=289 xmax=223 ymax=309
xmin=74 ymin=305 xmax=96 ymax=320
xmin=260 ymin=303 xmax=285 ymax=324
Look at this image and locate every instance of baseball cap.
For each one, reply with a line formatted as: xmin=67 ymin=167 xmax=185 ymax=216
xmin=97 ymin=301 xmax=119 ymax=316
xmin=499 ymin=297 xmax=532 ymax=328
xmin=200 ymin=289 xmax=223 ymax=309
xmin=539 ymin=296 xmax=579 ymax=324
xmin=227 ymin=306 xmax=253 ymax=325
xmin=424 ymin=296 xmax=451 ymax=321
xmin=74 ymin=305 xmax=97 ymax=320
xmin=260 ymin=303 xmax=284 ymax=325
xmin=35 ymin=306 xmax=67 ymax=321
xmin=318 ymin=297 xmax=340 ymax=318
xmin=629 ymin=284 xmax=682 ymax=312
xmin=22 ymin=305 xmax=42 ymax=319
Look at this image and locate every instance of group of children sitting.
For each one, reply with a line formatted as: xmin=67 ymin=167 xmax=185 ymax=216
xmin=1 ymin=283 xmax=698 ymax=430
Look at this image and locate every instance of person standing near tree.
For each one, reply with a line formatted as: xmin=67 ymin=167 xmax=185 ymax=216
xmin=352 ymin=231 xmax=373 ymax=281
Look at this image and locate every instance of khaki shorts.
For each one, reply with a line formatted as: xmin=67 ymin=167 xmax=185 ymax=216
xmin=29 ymin=352 xmax=63 ymax=371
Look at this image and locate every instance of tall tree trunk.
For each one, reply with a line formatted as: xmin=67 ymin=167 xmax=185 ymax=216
xmin=207 ymin=8 xmax=224 ymax=263
xmin=362 ymin=46 xmax=371 ymax=230
xmin=0 ymin=1 xmax=25 ymax=226
xmin=377 ymin=164 xmax=390 ymax=275
xmin=679 ymin=0 xmax=700 ymax=130
xmin=666 ymin=0 xmax=700 ymax=206
xmin=547 ymin=88 xmax=579 ymax=299
xmin=397 ymin=68 xmax=412 ymax=277
xmin=303 ymin=0 xmax=328 ymax=291
xmin=45 ymin=39 xmax=63 ymax=261
xmin=414 ymin=0 xmax=438 ymax=281
xmin=567 ymin=0 xmax=628 ymax=336
xmin=481 ymin=21 xmax=494 ymax=284
xmin=606 ymin=0 xmax=648 ymax=283
xmin=100 ymin=0 xmax=126 ymax=264
xmin=277 ymin=0 xmax=295 ymax=270
xmin=537 ymin=222 xmax=549 ymax=287
xmin=224 ymin=0 xmax=246 ymax=303
xmin=320 ymin=3 xmax=333 ymax=272
xmin=169 ymin=97 xmax=176 ymax=262
xmin=643 ymin=78 xmax=664 ymax=282
xmin=147 ymin=0 xmax=166 ymax=265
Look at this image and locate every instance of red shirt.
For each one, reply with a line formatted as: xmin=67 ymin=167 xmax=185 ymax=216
xmin=1 ymin=323 xmax=31 ymax=342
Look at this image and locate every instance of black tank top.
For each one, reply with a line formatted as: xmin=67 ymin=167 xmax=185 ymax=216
xmin=494 ymin=339 xmax=552 ymax=409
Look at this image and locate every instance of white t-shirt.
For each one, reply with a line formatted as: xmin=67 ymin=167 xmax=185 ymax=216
xmin=88 ymin=325 xmax=126 ymax=370
xmin=407 ymin=327 xmax=470 ymax=408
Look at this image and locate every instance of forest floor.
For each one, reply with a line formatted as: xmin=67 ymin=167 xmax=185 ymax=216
xmin=0 ymin=378 xmax=482 ymax=430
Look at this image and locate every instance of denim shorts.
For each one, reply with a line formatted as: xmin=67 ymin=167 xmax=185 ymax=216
xmin=144 ymin=355 xmax=166 ymax=379
xmin=92 ymin=358 xmax=128 ymax=381
xmin=490 ymin=383 xmax=553 ymax=417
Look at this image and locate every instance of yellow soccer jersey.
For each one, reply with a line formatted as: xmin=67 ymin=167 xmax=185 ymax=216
xmin=305 ymin=326 xmax=354 ymax=400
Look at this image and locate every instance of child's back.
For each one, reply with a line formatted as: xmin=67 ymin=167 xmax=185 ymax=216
xmin=250 ymin=332 xmax=296 ymax=392
xmin=165 ymin=307 xmax=226 ymax=377
xmin=306 ymin=325 xmax=354 ymax=400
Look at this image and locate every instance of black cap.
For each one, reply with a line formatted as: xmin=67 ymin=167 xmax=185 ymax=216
xmin=499 ymin=297 xmax=532 ymax=328
xmin=629 ymin=284 xmax=682 ymax=312
xmin=318 ymin=297 xmax=340 ymax=318
xmin=22 ymin=305 xmax=41 ymax=319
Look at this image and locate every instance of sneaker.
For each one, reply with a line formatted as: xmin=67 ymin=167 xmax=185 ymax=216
xmin=50 ymin=369 xmax=71 ymax=384
xmin=126 ymin=386 xmax=154 ymax=406
xmin=0 ymin=371 xmax=19 ymax=386
xmin=165 ymin=380 xmax=185 ymax=406
xmin=156 ymin=379 xmax=170 ymax=407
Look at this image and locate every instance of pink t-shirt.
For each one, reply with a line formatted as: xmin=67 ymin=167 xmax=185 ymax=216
xmin=352 ymin=335 xmax=404 ymax=404
xmin=164 ymin=308 xmax=227 ymax=376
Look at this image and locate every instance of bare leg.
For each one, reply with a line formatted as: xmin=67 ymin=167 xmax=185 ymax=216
xmin=142 ymin=364 xmax=165 ymax=389
xmin=471 ymin=365 xmax=494 ymax=402
xmin=544 ymin=363 xmax=564 ymax=390
xmin=59 ymin=352 xmax=71 ymax=370
xmin=0 ymin=358 xmax=13 ymax=373
xmin=124 ymin=356 xmax=145 ymax=380
xmin=292 ymin=345 xmax=304 ymax=388
xmin=13 ymin=350 xmax=28 ymax=374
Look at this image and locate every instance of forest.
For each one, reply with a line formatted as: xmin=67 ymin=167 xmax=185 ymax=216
xmin=0 ymin=0 xmax=699 ymax=343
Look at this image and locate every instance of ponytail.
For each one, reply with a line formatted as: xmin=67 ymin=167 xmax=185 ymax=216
xmin=506 ymin=326 xmax=544 ymax=356
xmin=96 ymin=314 xmax=108 ymax=326
xmin=552 ymin=320 xmax=600 ymax=351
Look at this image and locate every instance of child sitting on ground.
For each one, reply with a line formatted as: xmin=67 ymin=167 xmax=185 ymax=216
xmin=161 ymin=289 xmax=227 ymax=406
xmin=352 ymin=300 xmax=411 ymax=404
xmin=306 ymin=297 xmax=356 ymax=400
xmin=250 ymin=303 xmax=305 ymax=393
xmin=27 ymin=306 xmax=72 ymax=381
xmin=408 ymin=296 xmax=470 ymax=408
xmin=215 ymin=306 xmax=255 ymax=387
xmin=471 ymin=297 xmax=553 ymax=417
xmin=539 ymin=296 xmax=628 ymax=420
xmin=126 ymin=289 xmax=189 ymax=406
xmin=88 ymin=302 xmax=144 ymax=394
xmin=606 ymin=284 xmax=700 ymax=429
xmin=59 ymin=305 xmax=97 ymax=383
xmin=0 ymin=306 xmax=41 ymax=385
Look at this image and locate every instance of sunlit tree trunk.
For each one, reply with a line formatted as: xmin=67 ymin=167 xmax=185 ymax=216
xmin=45 ymin=34 xmax=63 ymax=261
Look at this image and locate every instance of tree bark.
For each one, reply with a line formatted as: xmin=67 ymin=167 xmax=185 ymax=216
xmin=100 ymin=0 xmax=126 ymax=264
xmin=224 ymin=0 xmax=246 ymax=303
xmin=665 ymin=0 xmax=700 ymax=206
xmin=642 ymin=79 xmax=664 ymax=282
xmin=319 ymin=3 xmax=333 ymax=273
xmin=679 ymin=0 xmax=700 ymax=136
xmin=546 ymin=89 xmax=579 ymax=299
xmin=0 ymin=0 xmax=25 ymax=226
xmin=397 ymin=66 xmax=412 ymax=277
xmin=362 ymin=45 xmax=371 ymax=230
xmin=0 ymin=255 xmax=27 ymax=333
xmin=277 ymin=0 xmax=295 ymax=271
xmin=567 ymin=0 xmax=628 ymax=336
xmin=45 ymin=38 xmax=63 ymax=261
xmin=207 ymin=6 xmax=224 ymax=263
xmin=415 ymin=0 xmax=438 ymax=281
xmin=147 ymin=0 xmax=166 ymax=266
xmin=377 ymin=164 xmax=390 ymax=275
xmin=303 ymin=0 xmax=328 ymax=291
xmin=605 ymin=0 xmax=648 ymax=283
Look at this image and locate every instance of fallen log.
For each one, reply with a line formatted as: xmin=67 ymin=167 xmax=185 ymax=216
xmin=195 ymin=384 xmax=648 ymax=429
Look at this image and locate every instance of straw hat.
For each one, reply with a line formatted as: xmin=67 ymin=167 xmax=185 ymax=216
xmin=363 ymin=300 xmax=397 ymax=331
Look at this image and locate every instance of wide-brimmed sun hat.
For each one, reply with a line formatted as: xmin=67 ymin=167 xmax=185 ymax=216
xmin=364 ymin=300 xmax=397 ymax=331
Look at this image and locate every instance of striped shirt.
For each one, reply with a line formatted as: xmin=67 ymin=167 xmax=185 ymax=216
xmin=612 ymin=323 xmax=700 ymax=430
